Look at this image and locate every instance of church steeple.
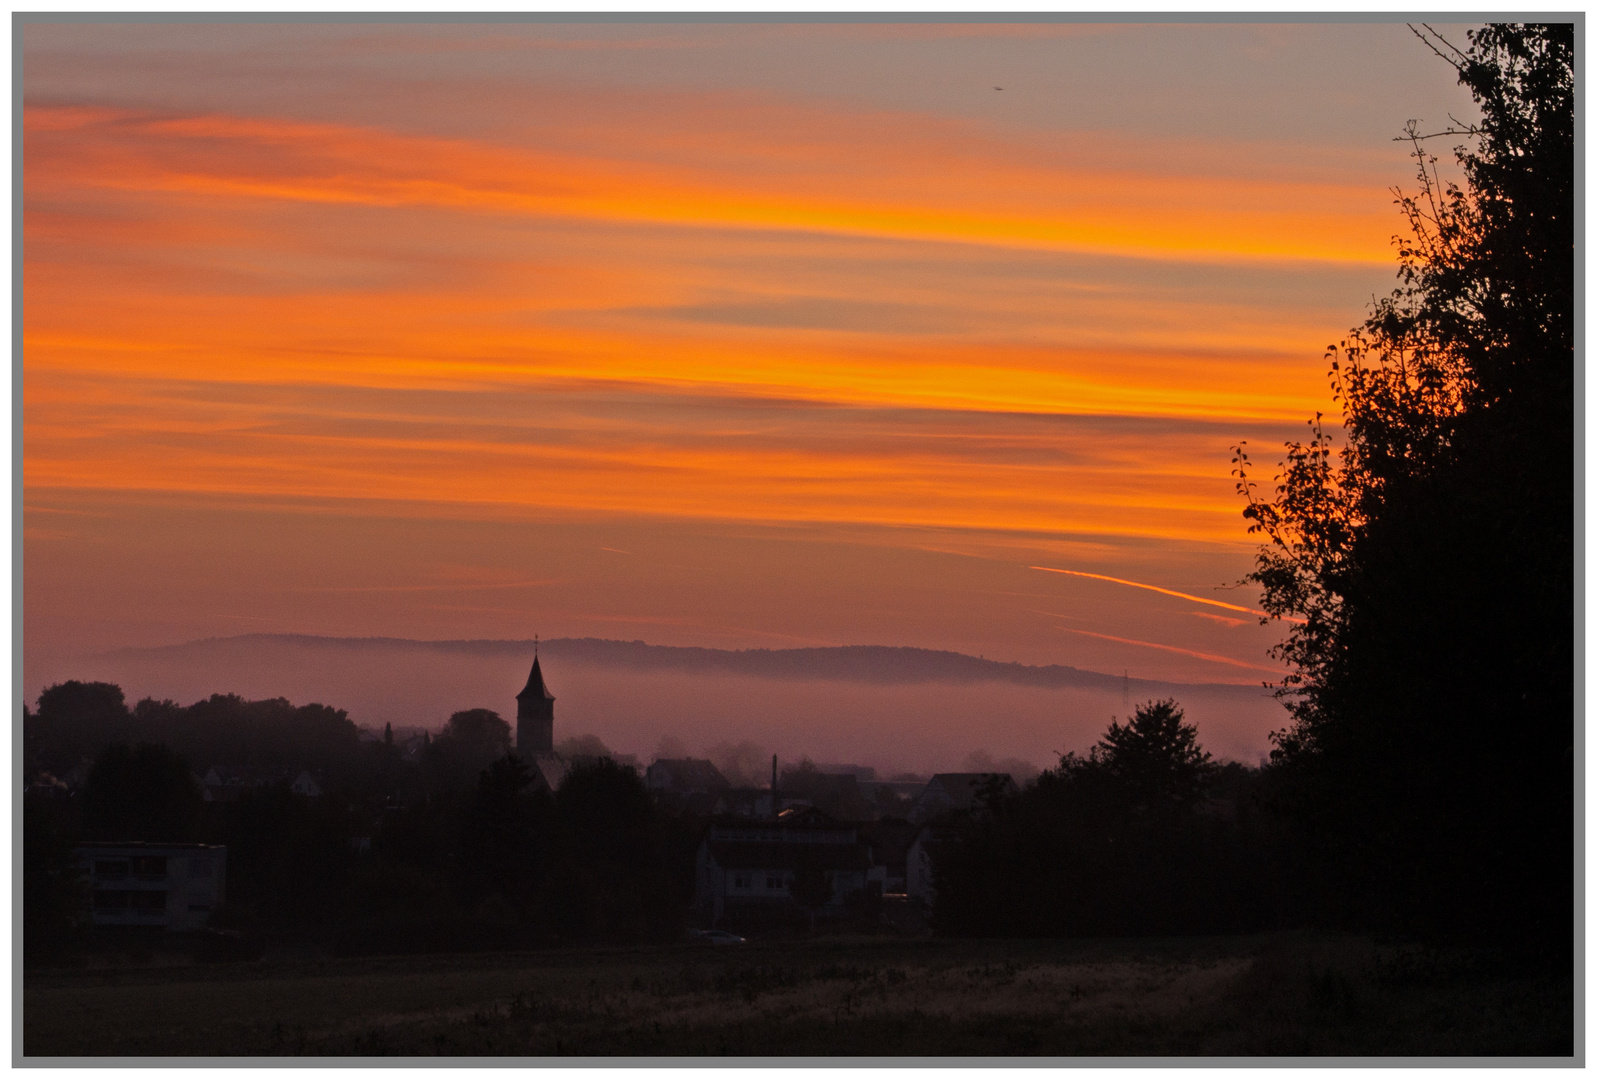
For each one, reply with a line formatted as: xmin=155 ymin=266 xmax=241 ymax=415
xmin=515 ymin=648 xmax=556 ymax=756
xmin=517 ymin=654 xmax=555 ymax=704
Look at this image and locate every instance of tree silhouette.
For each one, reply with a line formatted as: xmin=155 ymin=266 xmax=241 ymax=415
xmin=932 ymin=710 xmax=1279 ymax=939
xmin=428 ymin=709 xmax=512 ymax=788
xmin=456 ymin=753 xmax=552 ymax=913
xmin=1092 ymin=699 xmax=1216 ymax=810
xmin=1233 ymin=24 xmax=1572 ymax=944
xmin=81 ymin=743 xmax=202 ymax=842
xmin=29 ymin=681 xmax=131 ymax=775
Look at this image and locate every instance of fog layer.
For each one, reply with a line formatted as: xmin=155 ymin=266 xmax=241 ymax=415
xmin=57 ymin=635 xmax=1285 ymax=774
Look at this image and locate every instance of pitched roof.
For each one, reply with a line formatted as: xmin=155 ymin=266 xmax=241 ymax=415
xmin=909 ymin=772 xmax=1017 ymax=822
xmin=516 ymin=655 xmax=556 ymax=702
xmin=646 ymin=758 xmax=729 ymax=792
xmin=775 ymin=805 xmax=842 ymax=828
xmin=527 ymin=752 xmax=569 ymax=792
xmin=927 ymin=773 xmax=1015 ymax=805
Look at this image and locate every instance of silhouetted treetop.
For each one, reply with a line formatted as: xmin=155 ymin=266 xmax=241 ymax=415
xmin=1091 ymin=699 xmax=1216 ymax=809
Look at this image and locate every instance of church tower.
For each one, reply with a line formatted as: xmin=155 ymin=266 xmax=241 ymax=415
xmin=515 ymin=651 xmax=556 ymax=757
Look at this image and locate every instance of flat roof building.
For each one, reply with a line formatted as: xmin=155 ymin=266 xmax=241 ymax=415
xmin=76 ymin=842 xmax=227 ymax=932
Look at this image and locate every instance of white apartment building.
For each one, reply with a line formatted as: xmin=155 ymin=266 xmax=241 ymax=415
xmin=77 ymin=843 xmax=227 ymax=932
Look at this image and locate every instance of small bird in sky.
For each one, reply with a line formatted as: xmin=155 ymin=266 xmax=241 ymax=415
xmin=993 ymin=86 xmax=1003 ymax=90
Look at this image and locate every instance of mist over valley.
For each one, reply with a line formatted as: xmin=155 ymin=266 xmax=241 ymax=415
xmin=50 ymin=634 xmax=1285 ymax=776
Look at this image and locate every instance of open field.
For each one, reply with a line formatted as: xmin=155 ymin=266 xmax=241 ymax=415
xmin=24 ymin=932 xmax=1573 ymax=1058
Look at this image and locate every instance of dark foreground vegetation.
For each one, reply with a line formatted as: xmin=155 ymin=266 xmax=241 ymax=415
xmin=23 ymin=933 xmax=1573 ymax=1058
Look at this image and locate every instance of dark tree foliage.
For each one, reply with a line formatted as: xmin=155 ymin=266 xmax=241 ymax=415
xmin=28 ymin=681 xmax=132 ymax=776
xmin=1232 ymin=24 xmax=1573 ymax=945
xmin=556 ymin=757 xmax=656 ymax=867
xmin=427 ymin=708 xmax=513 ymax=790
xmin=207 ymin=778 xmax=360 ymax=933
xmin=134 ymin=695 xmax=363 ymax=782
xmin=81 ymin=743 xmax=203 ymax=842
xmin=23 ymin=789 xmax=88 ymax=962
xmin=454 ymin=754 xmax=556 ymax=912
xmin=26 ymin=687 xmax=366 ymax=789
xmin=1090 ymin=699 xmax=1216 ymax=811
xmin=934 ymin=709 xmax=1294 ymax=938
xmin=544 ymin=758 xmax=679 ymax=942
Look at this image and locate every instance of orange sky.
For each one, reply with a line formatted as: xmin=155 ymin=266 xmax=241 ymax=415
xmin=22 ymin=20 xmax=1481 ymax=744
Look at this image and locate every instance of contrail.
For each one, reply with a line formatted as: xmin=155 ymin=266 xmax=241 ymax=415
xmin=1030 ymin=565 xmax=1300 ymax=622
xmin=1053 ymin=626 xmax=1281 ymax=674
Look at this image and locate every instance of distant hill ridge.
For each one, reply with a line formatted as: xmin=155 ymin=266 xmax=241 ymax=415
xmin=103 ymin=634 xmax=1269 ymax=696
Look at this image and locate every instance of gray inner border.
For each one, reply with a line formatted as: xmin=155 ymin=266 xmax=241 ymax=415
xmin=11 ymin=9 xmax=1585 ymax=1069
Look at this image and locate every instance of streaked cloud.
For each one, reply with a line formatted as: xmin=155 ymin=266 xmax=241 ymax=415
xmin=1053 ymin=626 xmax=1279 ymax=675
xmin=25 ymin=101 xmax=1397 ymax=265
xmin=22 ymin=21 xmax=1460 ymax=706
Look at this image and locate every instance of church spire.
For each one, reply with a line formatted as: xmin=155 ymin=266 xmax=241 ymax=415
xmin=516 ymin=644 xmax=556 ymax=757
xmin=518 ymin=652 xmax=555 ymax=702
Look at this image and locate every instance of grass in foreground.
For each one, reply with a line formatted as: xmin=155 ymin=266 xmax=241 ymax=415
xmin=24 ymin=932 xmax=1573 ymax=1058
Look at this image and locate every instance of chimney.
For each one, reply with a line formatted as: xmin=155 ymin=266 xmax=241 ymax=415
xmin=771 ymin=754 xmax=779 ymax=819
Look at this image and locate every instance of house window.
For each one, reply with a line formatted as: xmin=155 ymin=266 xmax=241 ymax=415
xmin=131 ymin=856 xmax=167 ymax=880
xmin=94 ymin=860 xmax=129 ymax=880
xmin=129 ymin=891 xmax=167 ymax=911
xmin=766 ymin=875 xmax=784 ymax=891
xmin=733 ymin=873 xmax=751 ymax=889
xmin=93 ymin=890 xmax=130 ymax=910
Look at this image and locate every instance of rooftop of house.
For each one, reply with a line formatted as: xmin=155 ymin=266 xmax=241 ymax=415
xmin=922 ymin=772 xmax=1017 ymax=805
xmin=647 ymin=758 xmax=730 ymax=791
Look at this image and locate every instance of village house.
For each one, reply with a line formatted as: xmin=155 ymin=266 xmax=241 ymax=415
xmin=904 ymin=773 xmax=1016 ymax=905
xmin=856 ymin=776 xmax=927 ymax=815
xmin=647 ymin=758 xmax=731 ymax=815
xmin=906 ymin=822 xmax=960 ymax=906
xmin=858 ymin=817 xmax=921 ymax=896
xmin=199 ymin=765 xmax=258 ymax=803
xmin=76 ymin=842 xmax=227 ymax=932
xmin=909 ymin=772 xmax=1018 ymax=823
xmin=711 ymin=788 xmax=813 ymax=819
xmin=200 ymin=766 xmax=323 ymax=802
xmin=646 ymin=758 xmax=730 ymax=797
xmin=694 ymin=806 xmax=876 ymax=925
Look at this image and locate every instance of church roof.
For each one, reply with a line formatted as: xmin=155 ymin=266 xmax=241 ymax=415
xmin=516 ymin=654 xmax=556 ymax=702
xmin=526 ymin=752 xmax=569 ymax=792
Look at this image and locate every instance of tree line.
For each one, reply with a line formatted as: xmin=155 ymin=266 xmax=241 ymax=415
xmin=23 ymin=685 xmax=698 ymax=960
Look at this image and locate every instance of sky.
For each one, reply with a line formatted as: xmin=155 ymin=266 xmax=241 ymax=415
xmin=22 ymin=20 xmax=1482 ymax=756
